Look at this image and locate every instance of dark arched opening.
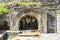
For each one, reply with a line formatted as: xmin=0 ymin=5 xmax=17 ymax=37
xmin=19 ymin=15 xmax=38 ymax=30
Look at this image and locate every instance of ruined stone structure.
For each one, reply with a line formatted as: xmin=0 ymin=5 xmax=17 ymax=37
xmin=0 ymin=0 xmax=58 ymax=33
xmin=7 ymin=3 xmax=57 ymax=33
xmin=9 ymin=5 xmax=47 ymax=33
xmin=0 ymin=0 xmax=60 ymax=40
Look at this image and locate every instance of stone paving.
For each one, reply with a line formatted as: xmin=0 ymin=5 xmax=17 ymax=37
xmin=40 ymin=33 xmax=60 ymax=40
xmin=8 ymin=33 xmax=60 ymax=40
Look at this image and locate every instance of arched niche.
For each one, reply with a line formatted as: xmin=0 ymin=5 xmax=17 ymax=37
xmin=19 ymin=14 xmax=38 ymax=30
xmin=10 ymin=8 xmax=47 ymax=33
xmin=15 ymin=12 xmax=41 ymax=31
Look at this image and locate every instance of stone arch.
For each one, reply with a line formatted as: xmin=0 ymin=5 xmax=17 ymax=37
xmin=17 ymin=12 xmax=40 ymax=30
xmin=12 ymin=8 xmax=40 ymax=26
xmin=10 ymin=8 xmax=42 ymax=31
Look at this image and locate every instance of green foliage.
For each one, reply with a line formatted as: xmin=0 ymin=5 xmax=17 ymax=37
xmin=0 ymin=2 xmax=41 ymax=7
xmin=16 ymin=2 xmax=41 ymax=6
xmin=0 ymin=2 xmax=14 ymax=15
xmin=0 ymin=3 xmax=6 ymax=7
xmin=0 ymin=3 xmax=10 ymax=15
xmin=51 ymin=12 xmax=57 ymax=15
xmin=49 ymin=12 xmax=60 ymax=16
xmin=0 ymin=2 xmax=41 ymax=15
xmin=0 ymin=7 xmax=10 ymax=15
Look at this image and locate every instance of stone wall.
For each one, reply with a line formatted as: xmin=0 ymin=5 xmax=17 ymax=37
xmin=47 ymin=14 xmax=57 ymax=33
xmin=9 ymin=6 xmax=47 ymax=33
xmin=0 ymin=15 xmax=10 ymax=30
xmin=57 ymin=14 xmax=60 ymax=33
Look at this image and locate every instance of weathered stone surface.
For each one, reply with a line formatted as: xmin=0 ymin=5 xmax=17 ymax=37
xmin=7 ymin=33 xmax=60 ymax=40
xmin=57 ymin=14 xmax=60 ymax=33
xmin=9 ymin=6 xmax=47 ymax=33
